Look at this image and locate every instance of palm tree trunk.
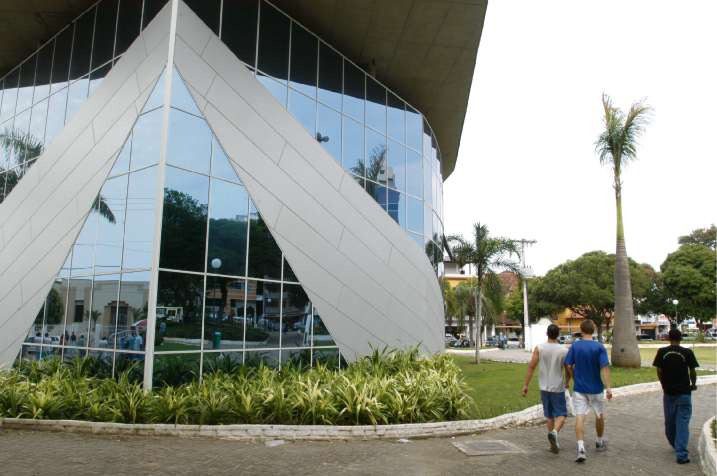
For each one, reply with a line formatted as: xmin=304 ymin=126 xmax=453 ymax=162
xmin=474 ymin=287 xmax=482 ymax=364
xmin=612 ymin=185 xmax=641 ymax=367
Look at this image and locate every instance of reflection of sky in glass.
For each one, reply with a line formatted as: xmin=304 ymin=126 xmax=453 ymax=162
xmin=317 ymin=103 xmax=341 ymax=164
xmin=122 ymin=166 xmax=157 ymax=270
xmin=288 ymin=89 xmax=315 ymax=136
xmin=167 ymin=108 xmax=211 ymax=174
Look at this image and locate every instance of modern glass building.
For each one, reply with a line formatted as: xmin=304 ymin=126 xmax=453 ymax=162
xmin=0 ymin=0 xmax=486 ymax=386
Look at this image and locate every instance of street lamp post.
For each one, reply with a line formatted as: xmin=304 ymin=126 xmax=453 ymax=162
xmin=672 ymin=299 xmax=679 ymax=328
xmin=516 ymin=239 xmax=536 ymax=351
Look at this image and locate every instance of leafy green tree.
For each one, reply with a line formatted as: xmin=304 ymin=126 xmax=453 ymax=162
xmin=504 ymin=277 xmax=561 ymax=335
xmin=448 ymin=223 xmax=520 ymax=363
xmin=533 ymin=251 xmax=653 ymax=340
xmin=660 ymin=244 xmax=716 ymax=323
xmin=595 ymin=94 xmax=651 ymax=367
xmin=678 ymin=225 xmax=716 ymax=250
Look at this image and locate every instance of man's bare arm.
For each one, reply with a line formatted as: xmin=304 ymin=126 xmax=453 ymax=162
xmin=601 ymin=366 xmax=612 ymax=400
xmin=522 ymin=348 xmax=539 ymax=396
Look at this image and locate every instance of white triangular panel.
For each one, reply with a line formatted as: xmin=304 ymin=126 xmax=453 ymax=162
xmin=174 ymin=3 xmax=443 ymax=360
xmin=0 ymin=4 xmax=173 ymax=368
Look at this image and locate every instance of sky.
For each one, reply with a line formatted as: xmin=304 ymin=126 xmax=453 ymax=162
xmin=444 ymin=0 xmax=717 ymax=276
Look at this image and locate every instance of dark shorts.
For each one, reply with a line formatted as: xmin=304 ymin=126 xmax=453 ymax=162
xmin=541 ymin=390 xmax=567 ymax=419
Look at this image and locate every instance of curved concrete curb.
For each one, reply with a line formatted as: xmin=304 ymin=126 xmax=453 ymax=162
xmin=699 ymin=416 xmax=717 ymax=476
xmin=1 ymin=377 xmax=715 ymax=441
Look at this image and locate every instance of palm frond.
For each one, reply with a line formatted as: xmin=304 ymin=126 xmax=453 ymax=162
xmin=0 ymin=128 xmax=44 ymax=166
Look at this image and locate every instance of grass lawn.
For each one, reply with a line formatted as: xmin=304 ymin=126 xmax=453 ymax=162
xmin=451 ymin=355 xmax=714 ymax=420
xmin=638 ymin=346 xmax=716 ymax=366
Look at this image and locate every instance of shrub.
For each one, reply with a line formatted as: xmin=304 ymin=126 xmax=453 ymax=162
xmin=2 ymin=348 xmax=473 ymax=425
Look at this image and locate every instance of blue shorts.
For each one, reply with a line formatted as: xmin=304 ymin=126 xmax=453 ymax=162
xmin=541 ymin=390 xmax=567 ymax=419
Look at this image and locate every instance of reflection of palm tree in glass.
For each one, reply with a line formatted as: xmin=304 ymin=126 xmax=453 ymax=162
xmin=351 ymin=144 xmax=387 ymax=204
xmin=0 ymin=128 xmax=115 ymax=222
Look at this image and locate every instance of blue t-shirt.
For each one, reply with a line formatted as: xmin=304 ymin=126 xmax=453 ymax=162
xmin=565 ymin=339 xmax=609 ymax=394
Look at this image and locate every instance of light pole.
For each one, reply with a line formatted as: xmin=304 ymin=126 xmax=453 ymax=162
xmin=672 ymin=299 xmax=679 ymax=328
xmin=516 ymin=239 xmax=536 ymax=351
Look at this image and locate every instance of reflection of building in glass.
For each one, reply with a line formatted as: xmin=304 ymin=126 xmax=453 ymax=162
xmin=0 ymin=0 xmax=485 ymax=385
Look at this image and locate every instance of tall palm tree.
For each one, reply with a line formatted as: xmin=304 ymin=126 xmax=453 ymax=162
xmin=1 ymin=128 xmax=115 ymax=223
xmin=448 ymin=223 xmax=520 ymax=363
xmin=595 ymin=94 xmax=651 ymax=368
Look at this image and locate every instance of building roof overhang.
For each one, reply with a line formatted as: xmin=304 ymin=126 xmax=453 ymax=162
xmin=0 ymin=0 xmax=487 ymax=178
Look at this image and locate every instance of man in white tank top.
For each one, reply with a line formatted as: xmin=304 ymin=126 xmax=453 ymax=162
xmin=522 ymin=324 xmax=570 ymax=453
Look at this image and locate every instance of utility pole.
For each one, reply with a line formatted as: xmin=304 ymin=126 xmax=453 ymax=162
xmin=516 ymin=239 xmax=536 ymax=351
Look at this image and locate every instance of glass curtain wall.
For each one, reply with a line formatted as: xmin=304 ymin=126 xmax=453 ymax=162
xmin=8 ymin=0 xmax=446 ymax=377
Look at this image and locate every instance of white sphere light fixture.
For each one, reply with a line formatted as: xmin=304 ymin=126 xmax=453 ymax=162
xmin=211 ymin=258 xmax=222 ymax=269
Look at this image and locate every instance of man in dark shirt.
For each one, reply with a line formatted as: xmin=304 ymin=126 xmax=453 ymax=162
xmin=652 ymin=329 xmax=700 ymax=465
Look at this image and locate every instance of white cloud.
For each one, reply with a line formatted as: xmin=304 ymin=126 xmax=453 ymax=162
xmin=444 ymin=0 xmax=717 ymax=275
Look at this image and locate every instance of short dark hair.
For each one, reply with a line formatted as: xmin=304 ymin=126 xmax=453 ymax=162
xmin=580 ymin=319 xmax=596 ymax=335
xmin=547 ymin=324 xmax=560 ymax=339
xmin=668 ymin=329 xmax=682 ymax=341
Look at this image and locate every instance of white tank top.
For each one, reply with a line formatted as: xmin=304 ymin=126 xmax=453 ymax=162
xmin=538 ymin=342 xmax=568 ymax=392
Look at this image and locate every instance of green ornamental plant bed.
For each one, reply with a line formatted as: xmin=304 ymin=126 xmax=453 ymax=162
xmin=0 ymin=349 xmax=473 ymax=426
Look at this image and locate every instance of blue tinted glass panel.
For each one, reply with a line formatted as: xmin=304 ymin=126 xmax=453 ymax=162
xmin=387 ymin=92 xmax=404 ymax=142
xmin=210 ymin=137 xmax=239 ymax=183
xmin=257 ymin=73 xmax=287 ymax=106
xmin=289 ymin=22 xmax=317 ymax=97
xmin=365 ymin=77 xmax=386 ymax=133
xmin=166 ymin=108 xmax=211 ymax=175
xmin=342 ymin=116 xmax=363 ymax=175
xmin=160 ymin=166 xmax=209 ymax=272
xmin=71 ymin=205 xmax=98 ymax=277
xmin=366 ymin=180 xmax=387 ymax=211
xmin=0 ymin=71 xmax=19 ymax=122
xmin=406 ymin=148 xmax=422 ymax=198
xmin=44 ymin=88 xmax=68 ymax=145
xmin=407 ymin=196 xmax=422 ymax=233
xmin=29 ymin=99 xmax=48 ymax=145
xmin=387 ymin=190 xmax=404 ymax=227
xmin=89 ymin=273 xmax=119 ymax=349
xmin=122 ymin=166 xmax=157 ymax=269
xmin=365 ymin=128 xmax=386 ymax=184
xmin=318 ymin=43 xmax=341 ymax=110
xmin=406 ymin=106 xmax=422 ymax=151
xmin=281 ymin=284 xmax=310 ymax=351
xmin=316 ymin=103 xmax=341 ymax=163
xmin=170 ymin=69 xmax=201 ymax=115
xmin=342 ymin=61 xmax=364 ymax=122
xmin=65 ymin=76 xmax=89 ymax=123
xmin=16 ymin=57 xmax=36 ymax=113
xmin=207 ymin=178 xmax=249 ymax=277
xmin=110 ymin=131 xmax=132 ymax=177
xmin=387 ymin=139 xmax=404 ymax=192
xmin=288 ymin=89 xmax=316 ymax=136
xmin=88 ymin=63 xmax=111 ymax=97
xmin=95 ymin=174 xmax=128 ymax=274
xmin=129 ymin=108 xmax=162 ymax=170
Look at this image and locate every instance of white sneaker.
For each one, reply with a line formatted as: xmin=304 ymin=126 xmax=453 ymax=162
xmin=548 ymin=431 xmax=559 ymax=453
xmin=575 ymin=446 xmax=587 ymax=463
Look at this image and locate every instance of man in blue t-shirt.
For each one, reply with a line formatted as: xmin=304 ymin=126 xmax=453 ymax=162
xmin=565 ymin=319 xmax=612 ymax=463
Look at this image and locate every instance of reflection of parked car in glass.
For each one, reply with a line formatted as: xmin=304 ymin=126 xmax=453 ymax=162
xmin=557 ymin=335 xmax=571 ymax=344
xmin=485 ymin=336 xmax=498 ymax=347
xmin=449 ymin=338 xmax=470 ymax=348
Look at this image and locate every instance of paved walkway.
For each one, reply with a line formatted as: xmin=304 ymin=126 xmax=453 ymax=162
xmin=0 ymin=386 xmax=714 ymax=475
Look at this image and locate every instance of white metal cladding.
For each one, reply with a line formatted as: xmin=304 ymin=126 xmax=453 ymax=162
xmin=0 ymin=5 xmax=172 ymax=369
xmin=173 ymin=3 xmax=444 ymax=361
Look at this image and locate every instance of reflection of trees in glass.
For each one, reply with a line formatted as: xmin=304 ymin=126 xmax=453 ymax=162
xmin=208 ymin=217 xmax=247 ymax=274
xmin=352 ymin=144 xmax=387 ymax=206
xmin=160 ymin=189 xmax=208 ymax=271
xmin=1 ymin=128 xmax=115 ymax=222
xmin=157 ymin=272 xmax=203 ymax=325
xmin=248 ymin=213 xmax=282 ymax=279
xmin=45 ymin=287 xmax=65 ymax=325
